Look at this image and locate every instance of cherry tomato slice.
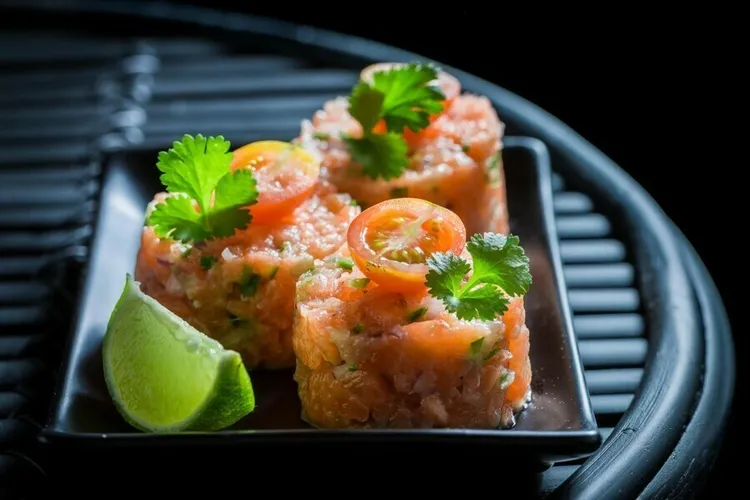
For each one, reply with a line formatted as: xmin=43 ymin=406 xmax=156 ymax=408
xmin=347 ymin=198 xmax=467 ymax=293
xmin=231 ymin=140 xmax=320 ymax=224
xmin=360 ymin=62 xmax=461 ymax=110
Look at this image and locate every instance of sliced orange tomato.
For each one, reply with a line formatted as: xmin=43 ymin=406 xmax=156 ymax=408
xmin=347 ymin=198 xmax=467 ymax=293
xmin=231 ymin=140 xmax=320 ymax=224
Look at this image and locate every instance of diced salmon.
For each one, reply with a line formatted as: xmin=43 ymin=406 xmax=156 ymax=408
xmin=292 ymin=260 xmax=530 ymax=429
xmin=134 ymin=180 xmax=359 ymax=370
xmin=295 ymin=94 xmax=508 ymax=236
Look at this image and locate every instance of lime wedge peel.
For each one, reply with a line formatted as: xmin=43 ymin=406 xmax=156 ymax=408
xmin=103 ymin=274 xmax=255 ymax=433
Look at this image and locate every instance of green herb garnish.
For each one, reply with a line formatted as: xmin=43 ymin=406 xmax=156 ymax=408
xmin=237 ymin=266 xmax=261 ymax=297
xmin=390 ymin=186 xmax=409 ymax=198
xmin=425 ymin=233 xmax=532 ymax=321
xmin=499 ymin=369 xmax=515 ymax=390
xmin=468 ymin=337 xmax=501 ymax=363
xmin=344 ymin=63 xmax=444 ymax=180
xmin=267 ymin=266 xmax=279 ymax=279
xmin=336 ymin=258 xmax=354 ymax=271
xmin=200 ymin=255 xmax=218 ymax=270
xmin=349 ymin=278 xmax=371 ymax=289
xmin=148 ymin=134 xmax=258 ymax=243
xmin=469 ymin=337 xmax=484 ymax=358
xmin=406 ymin=307 xmax=427 ymax=323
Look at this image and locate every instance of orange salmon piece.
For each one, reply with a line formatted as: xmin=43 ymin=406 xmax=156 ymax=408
xmin=295 ymin=94 xmax=508 ymax=236
xmin=292 ymin=263 xmax=530 ymax=429
xmin=134 ymin=180 xmax=359 ymax=370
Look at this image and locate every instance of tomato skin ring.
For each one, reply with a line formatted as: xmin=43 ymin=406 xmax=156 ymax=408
xmin=231 ymin=140 xmax=320 ymax=224
xmin=347 ymin=198 xmax=467 ymax=293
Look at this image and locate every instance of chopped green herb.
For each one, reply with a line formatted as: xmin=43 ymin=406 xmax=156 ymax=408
xmin=461 ymin=143 xmax=471 ymax=153
xmin=349 ymin=278 xmax=371 ymax=289
xmin=485 ymin=154 xmax=501 ymax=186
xmin=280 ymin=241 xmax=292 ymax=253
xmin=406 ymin=307 xmax=428 ymax=323
xmin=200 ymin=255 xmax=218 ymax=270
xmin=425 ymin=233 xmax=532 ymax=321
xmin=227 ymin=312 xmax=248 ymax=327
xmin=336 ymin=258 xmax=354 ymax=271
xmin=487 ymin=154 xmax=500 ymax=170
xmin=349 ymin=199 xmax=360 ymax=206
xmin=469 ymin=337 xmax=484 ymax=358
xmin=352 ymin=323 xmax=364 ymax=334
xmin=312 ymin=131 xmax=331 ymax=140
xmin=267 ymin=266 xmax=280 ymax=279
xmin=181 ymin=247 xmax=193 ymax=259
xmin=390 ymin=186 xmax=409 ymax=198
xmin=348 ymin=363 xmax=358 ymax=372
xmin=484 ymin=347 xmax=500 ymax=361
xmin=147 ymin=134 xmax=259 ymax=243
xmin=468 ymin=337 xmax=501 ymax=363
xmin=498 ymin=369 xmax=515 ymax=390
xmin=237 ymin=266 xmax=262 ymax=297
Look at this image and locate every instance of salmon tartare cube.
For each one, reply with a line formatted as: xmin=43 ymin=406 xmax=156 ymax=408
xmin=135 ymin=138 xmax=359 ymax=369
xmin=292 ymin=198 xmax=532 ymax=428
xmin=295 ymin=62 xmax=509 ymax=236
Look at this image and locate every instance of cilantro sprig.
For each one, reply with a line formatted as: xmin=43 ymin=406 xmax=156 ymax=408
xmin=425 ymin=233 xmax=532 ymax=321
xmin=344 ymin=63 xmax=445 ymax=180
xmin=147 ymin=134 xmax=259 ymax=244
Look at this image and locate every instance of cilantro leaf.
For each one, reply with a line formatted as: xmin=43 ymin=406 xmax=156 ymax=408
xmin=206 ymin=169 xmax=256 ymax=239
xmin=343 ymin=62 xmax=446 ymax=180
xmin=156 ymin=134 xmax=233 ymax=209
xmin=344 ymin=132 xmax=408 ymax=180
xmin=147 ymin=134 xmax=258 ymax=243
xmin=467 ymin=233 xmax=533 ymax=296
xmin=425 ymin=252 xmax=509 ymax=320
xmin=425 ymin=233 xmax=532 ymax=321
xmin=371 ymin=63 xmax=445 ymax=132
xmin=149 ymin=194 xmax=209 ymax=243
xmin=348 ymin=82 xmax=385 ymax=131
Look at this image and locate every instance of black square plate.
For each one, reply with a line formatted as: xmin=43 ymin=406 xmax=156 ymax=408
xmin=41 ymin=136 xmax=600 ymax=471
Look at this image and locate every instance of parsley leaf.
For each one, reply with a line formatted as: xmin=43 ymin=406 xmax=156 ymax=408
xmin=147 ymin=134 xmax=258 ymax=243
xmin=425 ymin=233 xmax=532 ymax=321
xmin=344 ymin=132 xmax=408 ymax=180
xmin=344 ymin=62 xmax=445 ymax=180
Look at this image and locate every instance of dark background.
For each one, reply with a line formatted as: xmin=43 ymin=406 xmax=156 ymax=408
xmin=197 ymin=5 xmax=740 ymax=329
xmin=198 ymin=4 xmax=742 ymax=493
xmin=1 ymin=0 xmax=741 ymax=495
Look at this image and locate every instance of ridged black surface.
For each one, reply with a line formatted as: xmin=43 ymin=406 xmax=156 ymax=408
xmin=0 ymin=31 xmax=118 ymax=495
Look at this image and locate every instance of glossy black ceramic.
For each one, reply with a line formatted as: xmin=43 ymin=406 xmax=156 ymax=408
xmin=41 ymin=136 xmax=599 ymax=467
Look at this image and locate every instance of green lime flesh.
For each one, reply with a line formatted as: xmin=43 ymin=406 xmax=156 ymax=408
xmin=102 ymin=274 xmax=255 ymax=432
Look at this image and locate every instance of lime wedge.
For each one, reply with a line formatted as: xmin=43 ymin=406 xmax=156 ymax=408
xmin=102 ymin=274 xmax=255 ymax=432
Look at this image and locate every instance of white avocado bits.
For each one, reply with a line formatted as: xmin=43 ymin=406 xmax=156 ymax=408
xmin=103 ymin=274 xmax=255 ymax=432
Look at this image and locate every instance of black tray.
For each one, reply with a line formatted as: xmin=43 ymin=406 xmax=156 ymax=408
xmin=40 ymin=136 xmax=599 ymax=468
